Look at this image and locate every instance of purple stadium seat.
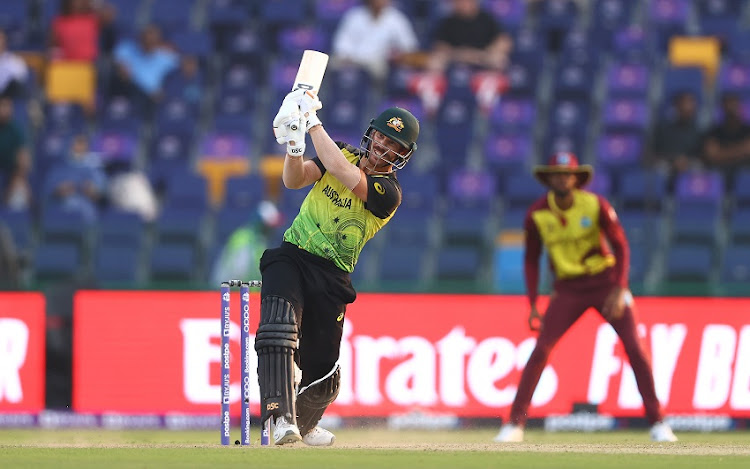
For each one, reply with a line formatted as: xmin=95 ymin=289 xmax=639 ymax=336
xmin=155 ymin=99 xmax=199 ymax=134
xmin=484 ymin=132 xmax=531 ymax=171
xmin=551 ymin=99 xmax=589 ymax=131
xmin=613 ymin=26 xmax=654 ymax=61
xmin=277 ymin=26 xmax=329 ymax=55
xmin=485 ymin=0 xmax=525 ymax=31
xmin=90 ymin=132 xmax=137 ymax=165
xmin=314 ymin=0 xmax=358 ymax=25
xmin=489 ymin=97 xmax=535 ymax=129
xmin=322 ymin=97 xmax=365 ymax=134
xmin=505 ymin=62 xmax=541 ymax=96
xmin=596 ymin=133 xmax=643 ymax=169
xmin=602 ymin=98 xmax=649 ymax=132
xmin=538 ymin=0 xmax=580 ymax=30
xmin=674 ymin=171 xmax=725 ymax=208
xmin=718 ymin=62 xmax=750 ymax=96
xmin=592 ymin=0 xmax=636 ymax=31
xmin=648 ymin=0 xmax=689 ymax=26
xmin=606 ymin=62 xmax=650 ymax=98
xmin=448 ymin=169 xmax=496 ymax=204
xmin=200 ymin=133 xmax=249 ymax=159
xmin=510 ymin=28 xmax=545 ymax=66
xmin=151 ymin=130 xmax=193 ymax=162
xmin=261 ymin=0 xmax=306 ymax=24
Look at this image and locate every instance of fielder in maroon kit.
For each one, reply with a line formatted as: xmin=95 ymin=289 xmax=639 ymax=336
xmin=494 ymin=153 xmax=678 ymax=443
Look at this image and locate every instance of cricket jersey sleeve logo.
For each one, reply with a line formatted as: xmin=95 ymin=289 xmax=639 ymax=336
xmin=373 ymin=182 xmax=386 ymax=195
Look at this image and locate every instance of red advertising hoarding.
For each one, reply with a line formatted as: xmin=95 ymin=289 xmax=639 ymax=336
xmin=0 ymin=293 xmax=46 ymax=412
xmin=73 ymin=291 xmax=750 ymax=418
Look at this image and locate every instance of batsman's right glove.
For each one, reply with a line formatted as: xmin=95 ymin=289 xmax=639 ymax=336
xmin=284 ymin=115 xmax=306 ymax=158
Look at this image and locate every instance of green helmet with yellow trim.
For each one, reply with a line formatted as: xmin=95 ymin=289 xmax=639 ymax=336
xmin=361 ymin=107 xmax=419 ymax=171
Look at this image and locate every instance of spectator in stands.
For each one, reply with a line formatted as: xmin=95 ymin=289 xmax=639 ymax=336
xmin=44 ymin=134 xmax=107 ymax=222
xmin=703 ymin=92 xmax=750 ymax=190
xmin=0 ymin=97 xmax=31 ymax=210
xmin=331 ymin=0 xmax=421 ymax=81
xmin=0 ymin=30 xmax=29 ymax=98
xmin=210 ymin=200 xmax=283 ymax=285
xmin=112 ymin=25 xmax=178 ymax=104
xmin=428 ymin=0 xmax=512 ymax=72
xmin=163 ymin=54 xmax=203 ymax=104
xmin=647 ymin=91 xmax=703 ymax=187
xmin=51 ymin=0 xmax=103 ymax=62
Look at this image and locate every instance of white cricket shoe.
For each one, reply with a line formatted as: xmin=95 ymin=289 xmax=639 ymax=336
xmin=302 ymin=426 xmax=336 ymax=446
xmin=494 ymin=423 xmax=524 ymax=443
xmin=273 ymin=416 xmax=302 ymax=445
xmin=650 ymin=422 xmax=678 ymax=442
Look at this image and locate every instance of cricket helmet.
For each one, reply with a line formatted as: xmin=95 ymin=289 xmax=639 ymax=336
xmin=360 ymin=107 xmax=419 ymax=172
xmin=533 ymin=152 xmax=593 ymax=188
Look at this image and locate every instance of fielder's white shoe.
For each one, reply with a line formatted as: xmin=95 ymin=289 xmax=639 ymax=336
xmin=494 ymin=423 xmax=524 ymax=443
xmin=650 ymin=422 xmax=678 ymax=442
xmin=302 ymin=426 xmax=336 ymax=446
xmin=273 ymin=416 xmax=302 ymax=445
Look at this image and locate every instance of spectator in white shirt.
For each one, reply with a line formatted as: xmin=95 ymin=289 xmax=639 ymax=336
xmin=0 ymin=30 xmax=28 ymax=98
xmin=331 ymin=0 xmax=420 ymax=80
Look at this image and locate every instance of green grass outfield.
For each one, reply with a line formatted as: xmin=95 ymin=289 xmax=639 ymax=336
xmin=1 ymin=428 xmax=749 ymax=468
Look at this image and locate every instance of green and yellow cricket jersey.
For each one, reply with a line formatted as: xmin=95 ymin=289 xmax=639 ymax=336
xmin=283 ymin=143 xmax=402 ymax=272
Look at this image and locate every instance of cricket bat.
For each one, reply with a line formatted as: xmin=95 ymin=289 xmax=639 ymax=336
xmin=288 ymin=50 xmax=329 ymax=130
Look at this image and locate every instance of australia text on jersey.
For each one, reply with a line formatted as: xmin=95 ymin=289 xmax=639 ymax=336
xmin=322 ymin=184 xmax=353 ymax=209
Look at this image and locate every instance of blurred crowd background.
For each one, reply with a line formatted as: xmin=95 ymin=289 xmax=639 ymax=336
xmin=0 ymin=0 xmax=749 ymax=298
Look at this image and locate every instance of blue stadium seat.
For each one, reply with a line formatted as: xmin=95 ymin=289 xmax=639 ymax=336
xmin=148 ymin=0 xmax=195 ymax=31
xmin=40 ymin=207 xmax=92 ymax=245
xmin=484 ymin=131 xmax=532 ymax=173
xmin=489 ymin=97 xmax=536 ymax=131
xmin=435 ymin=246 xmax=482 ymax=281
xmin=155 ymin=207 xmax=205 ymax=247
xmin=98 ymin=96 xmax=141 ymax=133
xmin=384 ymin=206 xmax=434 ymax=246
xmin=734 ymin=170 xmax=750 ymax=208
xmin=729 ymin=208 xmax=750 ymax=244
xmin=149 ymin=242 xmax=196 ymax=281
xmin=224 ymin=174 xmax=266 ymax=210
xmin=94 ymin=244 xmax=140 ymax=283
xmin=33 ymin=242 xmax=81 ymax=281
xmin=435 ymin=90 xmax=477 ymax=168
xmin=98 ymin=210 xmax=145 ymax=248
xmin=664 ymin=242 xmax=714 ymax=282
xmin=606 ymin=61 xmax=651 ymax=98
xmin=395 ymin=169 xmax=440 ymax=211
xmin=601 ymin=98 xmax=650 ymax=133
xmin=670 ymin=204 xmax=719 ymax=244
xmin=322 ymin=97 xmax=367 ymax=135
xmin=377 ymin=245 xmax=426 ymax=283
xmin=0 ymin=2 xmax=28 ymax=28
xmin=596 ymin=133 xmax=644 ymax=172
xmin=213 ymin=92 xmax=254 ymax=134
xmin=156 ymin=98 xmax=199 ymax=134
xmin=150 ymin=129 xmax=194 ymax=163
xmin=618 ymin=169 xmax=668 ymax=210
xmin=440 ymin=207 xmax=493 ymax=247
xmin=170 ymin=31 xmax=213 ymax=58
xmin=720 ymin=245 xmax=750 ymax=283
xmin=44 ymin=102 xmax=86 ymax=135
xmin=261 ymin=0 xmax=307 ymax=24
xmin=163 ymin=170 xmax=209 ymax=210
xmin=324 ymin=66 xmax=372 ymax=105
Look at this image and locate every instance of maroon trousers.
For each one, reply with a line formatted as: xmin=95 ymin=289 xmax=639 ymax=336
xmin=509 ymin=281 xmax=664 ymax=426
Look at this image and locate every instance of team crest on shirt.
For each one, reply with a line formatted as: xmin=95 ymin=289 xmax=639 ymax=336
xmin=580 ymin=216 xmax=592 ymax=228
xmin=386 ymin=117 xmax=404 ymax=132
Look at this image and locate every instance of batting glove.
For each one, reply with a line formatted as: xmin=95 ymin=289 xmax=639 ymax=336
xmin=273 ymin=89 xmax=306 ymax=144
xmin=298 ymin=90 xmax=322 ymax=132
xmin=285 ymin=115 xmax=306 ymax=158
